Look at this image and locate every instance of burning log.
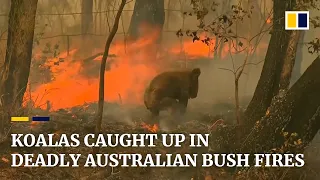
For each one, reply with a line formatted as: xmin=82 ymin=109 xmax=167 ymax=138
xmin=81 ymin=53 xmax=116 ymax=63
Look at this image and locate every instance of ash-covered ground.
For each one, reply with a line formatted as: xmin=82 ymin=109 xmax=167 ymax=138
xmin=0 ymin=99 xmax=319 ymax=180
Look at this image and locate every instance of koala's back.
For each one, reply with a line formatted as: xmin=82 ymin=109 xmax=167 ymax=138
xmin=149 ymin=70 xmax=191 ymax=90
xmin=144 ymin=70 xmax=191 ymax=110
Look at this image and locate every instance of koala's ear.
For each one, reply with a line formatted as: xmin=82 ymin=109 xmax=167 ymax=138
xmin=191 ymin=68 xmax=201 ymax=77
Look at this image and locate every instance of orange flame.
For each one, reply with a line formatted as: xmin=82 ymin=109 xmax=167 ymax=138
xmin=24 ymin=34 xmax=160 ymax=110
xmin=141 ymin=122 xmax=159 ymax=133
xmin=22 ymin=24 xmax=267 ymax=111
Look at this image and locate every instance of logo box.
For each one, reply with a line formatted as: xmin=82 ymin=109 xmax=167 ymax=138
xmin=285 ymin=11 xmax=309 ymax=30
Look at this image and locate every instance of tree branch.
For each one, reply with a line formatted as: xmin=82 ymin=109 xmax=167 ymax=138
xmin=93 ymin=0 xmax=127 ymax=155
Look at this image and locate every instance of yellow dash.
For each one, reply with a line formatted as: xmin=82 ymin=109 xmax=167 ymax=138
xmin=287 ymin=13 xmax=297 ymax=28
xmin=11 ymin=117 xmax=29 ymax=122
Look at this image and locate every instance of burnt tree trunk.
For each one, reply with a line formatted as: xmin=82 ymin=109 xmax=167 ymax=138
xmin=81 ymin=0 xmax=93 ymax=36
xmin=0 ymin=0 xmax=38 ymax=111
xmin=127 ymin=0 xmax=165 ymax=68
xmin=209 ymin=0 xmax=319 ymax=157
xmin=243 ymin=0 xmax=295 ymax=127
xmin=240 ymin=56 xmax=320 ymax=154
xmin=128 ymin=0 xmax=165 ymax=42
xmin=278 ymin=30 xmax=301 ymax=90
xmin=210 ymin=56 xmax=320 ymax=155
xmin=80 ymin=0 xmax=93 ymax=55
xmin=290 ymin=31 xmax=305 ymax=87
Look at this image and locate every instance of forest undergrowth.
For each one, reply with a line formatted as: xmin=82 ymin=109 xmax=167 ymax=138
xmin=0 ymin=101 xmax=319 ymax=180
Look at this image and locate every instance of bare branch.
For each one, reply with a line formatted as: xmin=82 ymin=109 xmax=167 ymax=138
xmin=93 ymin=0 xmax=127 ymax=155
xmin=218 ymin=67 xmax=236 ymax=75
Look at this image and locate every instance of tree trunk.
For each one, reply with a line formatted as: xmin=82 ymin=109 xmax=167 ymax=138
xmin=0 ymin=0 xmax=38 ymax=111
xmin=0 ymin=0 xmax=10 ymax=28
xmin=80 ymin=0 xmax=94 ymax=56
xmin=210 ymin=56 xmax=320 ymax=155
xmin=81 ymin=0 xmax=93 ymax=36
xmin=278 ymin=30 xmax=301 ymax=90
xmin=290 ymin=31 xmax=305 ymax=87
xmin=128 ymin=0 xmax=165 ymax=42
xmin=93 ymin=0 xmax=127 ymax=155
xmin=243 ymin=0 xmax=295 ymax=127
xmin=240 ymin=56 xmax=320 ymax=154
xmin=208 ymin=0 xmax=320 ymax=156
xmin=127 ymin=0 xmax=165 ymax=68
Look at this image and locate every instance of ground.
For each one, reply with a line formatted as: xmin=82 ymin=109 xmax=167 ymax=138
xmin=0 ymin=101 xmax=319 ymax=180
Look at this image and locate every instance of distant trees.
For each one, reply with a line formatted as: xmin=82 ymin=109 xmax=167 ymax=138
xmin=0 ymin=0 xmax=38 ymax=112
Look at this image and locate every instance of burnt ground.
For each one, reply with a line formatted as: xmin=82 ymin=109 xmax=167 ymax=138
xmin=0 ymin=101 xmax=319 ymax=180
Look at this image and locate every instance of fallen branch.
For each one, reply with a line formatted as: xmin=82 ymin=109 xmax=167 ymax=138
xmin=80 ymin=52 xmax=116 ymax=63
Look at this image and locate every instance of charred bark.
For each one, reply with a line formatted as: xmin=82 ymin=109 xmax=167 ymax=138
xmin=290 ymin=31 xmax=305 ymax=86
xmin=81 ymin=0 xmax=93 ymax=36
xmin=240 ymin=56 xmax=320 ymax=154
xmin=244 ymin=0 xmax=296 ymax=127
xmin=0 ymin=0 xmax=38 ymax=111
xmin=209 ymin=0 xmax=319 ymax=156
xmin=210 ymin=56 xmax=320 ymax=154
xmin=128 ymin=0 xmax=165 ymax=42
xmin=79 ymin=0 xmax=94 ymax=56
xmin=278 ymin=30 xmax=301 ymax=90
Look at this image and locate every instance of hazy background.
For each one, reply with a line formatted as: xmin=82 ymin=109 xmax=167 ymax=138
xmin=0 ymin=0 xmax=318 ymax=109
